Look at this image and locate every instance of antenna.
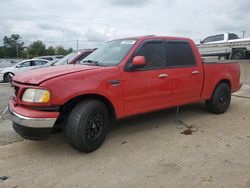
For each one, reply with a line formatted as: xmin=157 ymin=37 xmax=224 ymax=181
xmin=241 ymin=31 xmax=246 ymax=38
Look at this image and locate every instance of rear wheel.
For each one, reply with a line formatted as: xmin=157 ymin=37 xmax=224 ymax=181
xmin=3 ymin=72 xmax=14 ymax=82
xmin=232 ymin=49 xmax=246 ymax=59
xmin=65 ymin=100 xmax=110 ymax=152
xmin=206 ymin=83 xmax=231 ymax=114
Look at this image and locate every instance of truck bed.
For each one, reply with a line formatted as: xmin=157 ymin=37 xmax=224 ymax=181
xmin=201 ymin=61 xmax=241 ymax=99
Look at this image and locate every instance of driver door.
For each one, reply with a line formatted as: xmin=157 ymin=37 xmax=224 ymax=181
xmin=121 ymin=40 xmax=172 ymax=116
xmin=15 ymin=61 xmax=32 ymax=73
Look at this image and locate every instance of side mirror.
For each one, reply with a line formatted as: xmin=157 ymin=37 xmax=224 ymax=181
xmin=16 ymin=65 xmax=21 ymax=68
xmin=200 ymin=40 xmax=204 ymax=44
xmin=132 ymin=56 xmax=145 ymax=67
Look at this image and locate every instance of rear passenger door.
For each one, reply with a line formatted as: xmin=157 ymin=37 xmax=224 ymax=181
xmin=165 ymin=41 xmax=203 ymax=105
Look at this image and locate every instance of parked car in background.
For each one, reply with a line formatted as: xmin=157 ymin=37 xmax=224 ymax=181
xmin=9 ymin=35 xmax=241 ymax=152
xmin=34 ymin=55 xmax=64 ymax=62
xmin=0 ymin=59 xmax=50 ymax=82
xmin=197 ymin=33 xmax=250 ymax=59
xmin=52 ymin=49 xmax=95 ymax=66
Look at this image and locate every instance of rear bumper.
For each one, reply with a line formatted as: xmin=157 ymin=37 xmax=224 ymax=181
xmin=9 ymin=99 xmax=59 ymax=140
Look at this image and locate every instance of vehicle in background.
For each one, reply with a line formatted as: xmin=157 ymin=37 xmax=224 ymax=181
xmin=0 ymin=59 xmax=50 ymax=82
xmin=34 ymin=55 xmax=64 ymax=62
xmin=52 ymin=49 xmax=95 ymax=66
xmin=9 ymin=36 xmax=241 ymax=152
xmin=197 ymin=33 xmax=250 ymax=59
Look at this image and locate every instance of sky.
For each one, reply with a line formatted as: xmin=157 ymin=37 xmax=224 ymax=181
xmin=0 ymin=0 xmax=250 ymax=49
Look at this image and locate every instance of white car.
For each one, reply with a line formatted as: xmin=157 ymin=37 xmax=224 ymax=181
xmin=0 ymin=59 xmax=50 ymax=82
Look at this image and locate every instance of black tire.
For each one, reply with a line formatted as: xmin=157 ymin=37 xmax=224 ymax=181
xmin=65 ymin=100 xmax=110 ymax=152
xmin=3 ymin=72 xmax=14 ymax=82
xmin=232 ymin=50 xmax=246 ymax=60
xmin=206 ymin=83 xmax=231 ymax=114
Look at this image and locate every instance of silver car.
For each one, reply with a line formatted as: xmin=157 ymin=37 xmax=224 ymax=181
xmin=0 ymin=59 xmax=50 ymax=82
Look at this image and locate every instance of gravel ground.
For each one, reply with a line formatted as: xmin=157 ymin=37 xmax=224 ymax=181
xmin=0 ymin=83 xmax=250 ymax=188
xmin=0 ymin=83 xmax=24 ymax=145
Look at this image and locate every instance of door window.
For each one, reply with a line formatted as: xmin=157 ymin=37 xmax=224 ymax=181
xmin=18 ymin=61 xmax=31 ymax=68
xmin=165 ymin=41 xmax=196 ymax=67
xmin=32 ymin=60 xmax=47 ymax=66
xmin=135 ymin=40 xmax=166 ymax=69
xmin=203 ymin=36 xmax=215 ymax=43
xmin=213 ymin=34 xmax=224 ymax=42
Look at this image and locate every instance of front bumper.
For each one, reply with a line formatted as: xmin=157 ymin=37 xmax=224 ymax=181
xmin=9 ymin=99 xmax=59 ymax=140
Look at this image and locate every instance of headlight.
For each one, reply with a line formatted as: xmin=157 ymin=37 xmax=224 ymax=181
xmin=22 ymin=89 xmax=50 ymax=103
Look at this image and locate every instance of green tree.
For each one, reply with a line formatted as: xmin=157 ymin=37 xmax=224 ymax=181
xmin=67 ymin=48 xmax=73 ymax=54
xmin=29 ymin=40 xmax=46 ymax=57
xmin=46 ymin=46 xmax=56 ymax=55
xmin=1 ymin=34 xmax=24 ymax=58
xmin=55 ymin=46 xmax=67 ymax=55
xmin=0 ymin=47 xmax=3 ymax=58
xmin=55 ymin=46 xmax=73 ymax=55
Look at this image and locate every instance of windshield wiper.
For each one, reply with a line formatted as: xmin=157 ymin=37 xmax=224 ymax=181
xmin=81 ymin=60 xmax=99 ymax=66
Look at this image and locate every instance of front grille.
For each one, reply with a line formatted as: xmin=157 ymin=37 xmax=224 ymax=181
xmin=13 ymin=86 xmax=19 ymax=96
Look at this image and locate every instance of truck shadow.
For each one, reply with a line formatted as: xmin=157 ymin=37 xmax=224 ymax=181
xmin=107 ymin=102 xmax=209 ymax=140
xmin=28 ymin=102 xmax=209 ymax=154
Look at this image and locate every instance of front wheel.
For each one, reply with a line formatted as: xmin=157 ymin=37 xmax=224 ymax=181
xmin=206 ymin=83 xmax=231 ymax=114
xmin=3 ymin=72 xmax=14 ymax=82
xmin=65 ymin=100 xmax=110 ymax=152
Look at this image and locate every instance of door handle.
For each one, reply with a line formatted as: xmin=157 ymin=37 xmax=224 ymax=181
xmin=192 ymin=71 xmax=199 ymax=75
xmin=158 ymin=73 xmax=168 ymax=78
xmin=108 ymin=80 xmax=120 ymax=86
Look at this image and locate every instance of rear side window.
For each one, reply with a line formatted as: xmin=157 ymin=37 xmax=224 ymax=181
xmin=165 ymin=41 xmax=196 ymax=67
xmin=135 ymin=40 xmax=166 ymax=69
xmin=19 ymin=61 xmax=31 ymax=67
xmin=32 ymin=60 xmax=47 ymax=66
xmin=229 ymin=34 xmax=239 ymax=40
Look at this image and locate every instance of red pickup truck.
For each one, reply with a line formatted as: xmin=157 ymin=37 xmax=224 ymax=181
xmin=9 ymin=35 xmax=241 ymax=152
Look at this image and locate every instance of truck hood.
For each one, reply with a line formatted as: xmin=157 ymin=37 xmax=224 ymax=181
xmin=13 ymin=65 xmax=99 ymax=85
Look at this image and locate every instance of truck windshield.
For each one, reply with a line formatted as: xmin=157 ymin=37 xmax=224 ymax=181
xmin=80 ymin=39 xmax=137 ymax=66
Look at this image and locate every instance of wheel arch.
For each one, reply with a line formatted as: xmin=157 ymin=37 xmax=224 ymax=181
xmin=231 ymin=47 xmax=247 ymax=59
xmin=205 ymin=79 xmax=232 ymax=100
xmin=232 ymin=47 xmax=247 ymax=52
xmin=216 ymin=79 xmax=231 ymax=89
xmin=56 ymin=93 xmax=117 ymax=127
xmin=3 ymin=72 xmax=15 ymax=82
xmin=3 ymin=71 xmax=14 ymax=76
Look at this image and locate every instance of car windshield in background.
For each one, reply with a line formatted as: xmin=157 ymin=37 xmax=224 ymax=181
xmin=80 ymin=39 xmax=137 ymax=66
xmin=53 ymin=52 xmax=78 ymax=65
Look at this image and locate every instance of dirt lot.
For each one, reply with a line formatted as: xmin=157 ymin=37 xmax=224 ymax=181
xmin=0 ymin=84 xmax=250 ymax=188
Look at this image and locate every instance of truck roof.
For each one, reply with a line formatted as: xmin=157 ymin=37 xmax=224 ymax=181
xmin=113 ymin=35 xmax=193 ymax=42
